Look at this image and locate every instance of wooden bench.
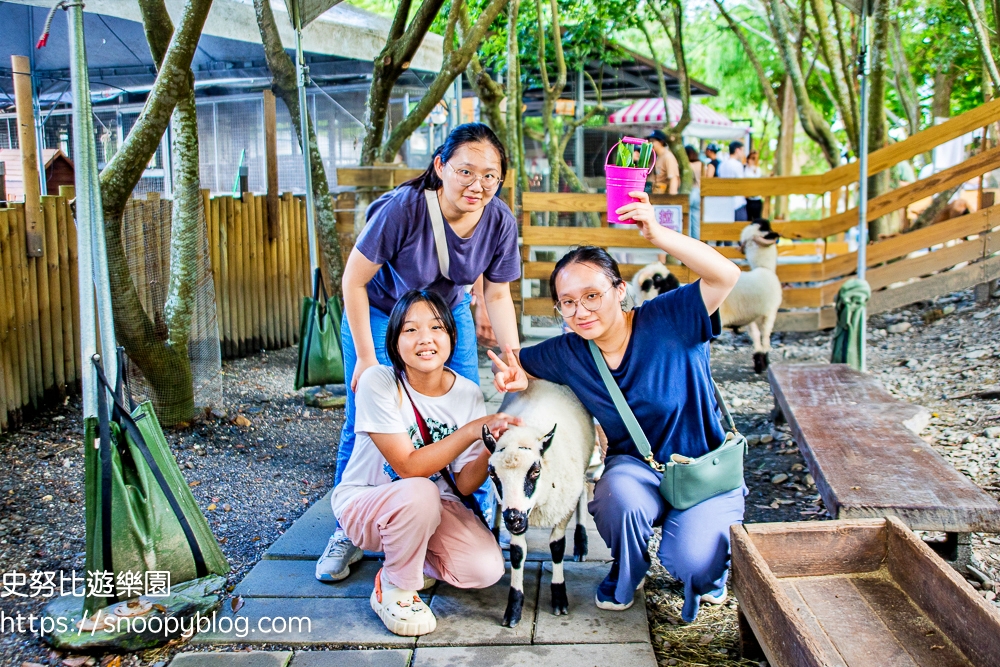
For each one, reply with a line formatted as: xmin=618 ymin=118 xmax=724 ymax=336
xmin=731 ymin=518 xmax=1000 ymax=667
xmin=768 ymin=363 xmax=1000 ymax=566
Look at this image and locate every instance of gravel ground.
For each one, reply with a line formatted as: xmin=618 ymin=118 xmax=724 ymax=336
xmin=0 ymin=347 xmax=341 ymax=667
xmin=2 ymin=290 xmax=998 ymax=667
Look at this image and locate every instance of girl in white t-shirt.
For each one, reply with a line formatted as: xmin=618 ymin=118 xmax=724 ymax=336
xmin=330 ymin=289 xmax=518 ymax=637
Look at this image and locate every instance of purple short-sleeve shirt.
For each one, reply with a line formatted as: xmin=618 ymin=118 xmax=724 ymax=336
xmin=355 ymin=186 xmax=521 ymax=314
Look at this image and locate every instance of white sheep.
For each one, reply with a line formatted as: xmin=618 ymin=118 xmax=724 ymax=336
xmin=482 ymin=379 xmax=594 ymax=628
xmin=719 ymin=219 xmax=783 ymax=373
xmin=631 ymin=261 xmax=680 ymax=305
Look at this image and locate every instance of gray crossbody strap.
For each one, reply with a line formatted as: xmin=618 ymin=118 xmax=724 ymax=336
xmin=587 ymin=341 xmax=739 ymax=462
xmin=424 ymin=189 xmax=451 ymax=281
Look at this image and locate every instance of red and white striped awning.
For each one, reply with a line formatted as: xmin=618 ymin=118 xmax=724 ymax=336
xmin=608 ymin=98 xmax=750 ymax=140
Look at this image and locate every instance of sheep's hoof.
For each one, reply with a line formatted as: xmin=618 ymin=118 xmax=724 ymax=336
xmin=753 ymin=352 xmax=769 ymax=374
xmin=551 ymin=582 xmax=569 ymax=616
xmin=573 ymin=523 xmax=588 ymax=562
xmin=502 ymin=588 xmax=524 ymax=627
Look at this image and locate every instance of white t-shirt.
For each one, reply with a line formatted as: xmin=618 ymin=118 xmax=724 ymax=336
xmin=717 ymin=156 xmax=746 ymax=208
xmin=331 ymin=365 xmax=487 ymax=519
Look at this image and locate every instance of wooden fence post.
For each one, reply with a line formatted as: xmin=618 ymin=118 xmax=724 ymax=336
xmin=263 ymin=90 xmax=280 ymax=240
xmin=12 ymin=56 xmax=44 ymax=258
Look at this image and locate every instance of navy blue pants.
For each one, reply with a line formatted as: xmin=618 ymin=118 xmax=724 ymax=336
xmin=589 ymin=455 xmax=745 ymax=622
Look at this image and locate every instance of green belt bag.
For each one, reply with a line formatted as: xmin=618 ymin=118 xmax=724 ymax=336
xmin=588 ymin=340 xmax=746 ymax=510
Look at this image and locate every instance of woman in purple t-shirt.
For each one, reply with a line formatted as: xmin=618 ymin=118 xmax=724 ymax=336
xmin=316 ymin=123 xmax=522 ymax=584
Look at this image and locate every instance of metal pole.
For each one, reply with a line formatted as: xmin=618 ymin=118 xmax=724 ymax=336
xmin=575 ymin=66 xmax=584 ymax=182
xmin=68 ymin=2 xmax=117 ymax=418
xmin=855 ymin=0 xmax=871 ymax=372
xmin=295 ymin=10 xmax=319 ymax=275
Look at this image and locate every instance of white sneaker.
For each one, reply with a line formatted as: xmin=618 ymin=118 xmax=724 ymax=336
xmin=315 ymin=530 xmax=363 ymax=582
xmin=700 ymin=585 xmax=728 ymax=605
xmin=419 ymin=574 xmax=437 ymax=591
xmin=371 ymin=568 xmax=437 ymax=636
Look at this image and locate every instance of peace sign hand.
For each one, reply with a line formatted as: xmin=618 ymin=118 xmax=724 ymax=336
xmin=488 ymin=345 xmax=529 ymax=394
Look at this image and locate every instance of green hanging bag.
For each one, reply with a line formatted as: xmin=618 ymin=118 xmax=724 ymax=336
xmin=294 ymin=268 xmax=345 ymax=390
xmin=83 ymin=352 xmax=229 ymax=615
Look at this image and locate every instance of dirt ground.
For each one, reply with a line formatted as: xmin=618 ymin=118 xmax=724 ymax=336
xmin=1 ymin=288 xmax=998 ymax=667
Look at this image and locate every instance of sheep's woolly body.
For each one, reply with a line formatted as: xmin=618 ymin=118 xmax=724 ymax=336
xmin=718 ymin=268 xmax=782 ymax=327
xmin=718 ymin=221 xmax=782 ymax=370
xmin=494 ymin=380 xmax=594 ymax=528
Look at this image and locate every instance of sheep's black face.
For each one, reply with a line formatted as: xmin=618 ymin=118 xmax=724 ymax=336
xmin=487 ymin=424 xmax=556 ymax=536
xmin=503 ymin=508 xmax=529 ymax=535
xmin=523 ymin=461 xmax=541 ymax=498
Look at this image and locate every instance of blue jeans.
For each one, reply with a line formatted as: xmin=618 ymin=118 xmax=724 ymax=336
xmin=335 ymin=292 xmax=492 ymax=523
xmin=589 ymin=455 xmax=746 ymax=622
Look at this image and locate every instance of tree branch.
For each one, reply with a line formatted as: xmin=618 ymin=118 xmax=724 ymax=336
xmin=808 ymin=0 xmax=858 ymax=152
xmin=361 ymin=0 xmax=447 ymax=164
xmin=712 ymin=0 xmax=780 ymax=116
xmin=379 ymin=0 xmax=508 ymax=162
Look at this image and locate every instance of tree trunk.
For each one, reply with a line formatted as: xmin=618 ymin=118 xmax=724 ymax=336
xmin=460 ymin=4 xmax=507 ymax=145
xmin=98 ymin=0 xmax=213 ymax=424
xmin=889 ymin=18 xmax=920 ymax=136
xmin=506 ymin=0 xmax=528 ymax=200
xmin=867 ymin=0 xmax=897 ymax=240
xmin=251 ymin=0 xmax=344 ymax=297
xmin=966 ymin=0 xmax=1000 ymax=92
xmin=809 ymin=0 xmax=859 ymax=153
xmin=767 ymin=0 xmax=841 ymax=167
xmin=360 ymin=0 xmax=447 ymax=166
xmin=379 ymin=0 xmax=509 ymax=163
xmin=646 ymin=4 xmax=694 ymax=194
xmin=775 ymin=76 xmax=797 ymax=217
xmin=712 ymin=0 xmax=780 ymax=116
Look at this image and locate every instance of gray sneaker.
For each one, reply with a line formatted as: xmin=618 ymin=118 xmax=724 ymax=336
xmin=316 ymin=531 xmax=363 ymax=582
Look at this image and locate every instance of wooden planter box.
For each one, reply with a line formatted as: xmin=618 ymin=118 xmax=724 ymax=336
xmin=731 ymin=518 xmax=1000 ymax=667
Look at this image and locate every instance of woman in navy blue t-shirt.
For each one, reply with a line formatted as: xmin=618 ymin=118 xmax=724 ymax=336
xmin=492 ymin=192 xmax=743 ymax=622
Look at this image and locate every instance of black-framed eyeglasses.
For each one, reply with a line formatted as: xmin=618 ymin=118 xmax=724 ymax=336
xmin=554 ymin=286 xmax=616 ymax=318
xmin=446 ymin=162 xmax=502 ymax=192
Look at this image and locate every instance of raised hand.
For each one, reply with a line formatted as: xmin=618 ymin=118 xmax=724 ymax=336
xmin=488 ymin=345 xmax=528 ymax=393
xmin=615 ymin=191 xmax=665 ymax=244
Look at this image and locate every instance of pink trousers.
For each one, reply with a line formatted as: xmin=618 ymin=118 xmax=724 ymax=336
xmin=338 ymin=477 xmax=505 ymax=591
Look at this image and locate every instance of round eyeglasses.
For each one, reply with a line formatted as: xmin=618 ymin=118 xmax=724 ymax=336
xmin=446 ymin=162 xmax=502 ymax=192
xmin=554 ymin=286 xmax=616 ymax=318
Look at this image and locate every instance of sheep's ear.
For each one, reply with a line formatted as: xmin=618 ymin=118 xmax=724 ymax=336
xmin=482 ymin=424 xmax=497 ymax=454
xmin=540 ymin=424 xmax=557 ymax=456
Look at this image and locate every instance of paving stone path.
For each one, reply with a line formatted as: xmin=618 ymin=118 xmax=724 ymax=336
xmin=170 ymin=356 xmax=657 ymax=666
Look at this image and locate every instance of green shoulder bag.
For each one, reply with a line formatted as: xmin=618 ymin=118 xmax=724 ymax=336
xmin=588 ymin=340 xmax=746 ymax=510
xmin=295 ymin=268 xmax=345 ymax=390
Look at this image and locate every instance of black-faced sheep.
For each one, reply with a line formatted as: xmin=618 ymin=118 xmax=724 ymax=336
xmin=631 ymin=261 xmax=681 ymax=305
xmin=482 ymin=379 xmax=594 ymax=628
xmin=719 ymin=219 xmax=782 ymax=373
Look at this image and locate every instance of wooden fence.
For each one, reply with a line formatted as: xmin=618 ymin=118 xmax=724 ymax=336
xmin=516 ymin=100 xmax=1000 ymax=331
xmin=0 ymin=189 xmax=332 ymax=432
xmin=0 ymin=190 xmax=80 ymax=432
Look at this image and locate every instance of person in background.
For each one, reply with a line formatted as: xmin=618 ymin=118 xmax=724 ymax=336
xmin=646 ymin=130 xmax=680 ymax=195
xmin=686 ymin=145 xmax=703 ymax=239
xmin=704 ymin=143 xmax=721 ymax=179
xmin=717 ymin=141 xmax=747 ymax=221
xmin=744 ymin=150 xmax=763 ymax=220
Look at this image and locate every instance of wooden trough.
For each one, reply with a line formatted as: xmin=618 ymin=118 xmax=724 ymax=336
xmin=731 ymin=518 xmax=1000 ymax=667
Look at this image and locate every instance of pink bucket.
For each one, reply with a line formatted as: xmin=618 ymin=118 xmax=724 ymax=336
xmin=605 ymin=137 xmax=655 ymax=224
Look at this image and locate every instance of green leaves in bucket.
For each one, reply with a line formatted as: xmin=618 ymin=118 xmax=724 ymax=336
xmin=615 ymin=141 xmax=633 ymax=167
xmin=636 ymin=142 xmax=653 ymax=169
